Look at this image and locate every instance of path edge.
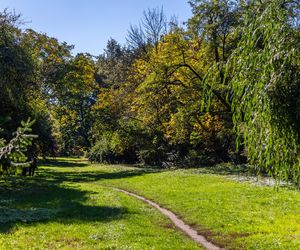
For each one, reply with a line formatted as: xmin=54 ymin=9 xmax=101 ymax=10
xmin=113 ymin=187 xmax=224 ymax=250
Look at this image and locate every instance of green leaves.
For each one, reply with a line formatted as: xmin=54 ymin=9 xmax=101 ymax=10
xmin=0 ymin=118 xmax=37 ymax=175
xmin=228 ymin=1 xmax=300 ymax=184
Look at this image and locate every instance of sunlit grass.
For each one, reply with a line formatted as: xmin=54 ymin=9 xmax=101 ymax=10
xmin=0 ymin=158 xmax=199 ymax=249
xmin=99 ymin=167 xmax=300 ymax=249
xmin=50 ymin=158 xmax=300 ymax=249
xmin=2 ymin=157 xmax=300 ymax=249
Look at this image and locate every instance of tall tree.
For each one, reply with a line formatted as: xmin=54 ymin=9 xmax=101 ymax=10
xmin=127 ymin=7 xmax=168 ymax=54
xmin=228 ymin=0 xmax=300 ymax=183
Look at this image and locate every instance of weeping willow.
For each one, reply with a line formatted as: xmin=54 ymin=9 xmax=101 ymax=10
xmin=227 ymin=1 xmax=300 ymax=184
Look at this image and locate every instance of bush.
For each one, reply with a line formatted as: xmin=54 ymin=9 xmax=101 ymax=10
xmin=87 ymin=140 xmax=115 ymax=163
xmin=137 ymin=147 xmax=166 ymax=167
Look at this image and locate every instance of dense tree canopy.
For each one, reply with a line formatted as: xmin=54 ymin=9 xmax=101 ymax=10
xmin=1 ymin=1 xmax=300 ymax=185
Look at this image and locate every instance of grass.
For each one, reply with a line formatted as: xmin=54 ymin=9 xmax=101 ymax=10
xmin=0 ymin=158 xmax=199 ymax=249
xmin=1 ymin=158 xmax=300 ymax=249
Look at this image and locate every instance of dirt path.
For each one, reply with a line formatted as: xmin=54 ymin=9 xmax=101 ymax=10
xmin=114 ymin=188 xmax=223 ymax=250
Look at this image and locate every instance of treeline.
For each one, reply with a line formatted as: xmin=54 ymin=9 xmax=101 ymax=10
xmin=0 ymin=10 xmax=97 ymax=172
xmin=1 ymin=1 xmax=300 ymax=184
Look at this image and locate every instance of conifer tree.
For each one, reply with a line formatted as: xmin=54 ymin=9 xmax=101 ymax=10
xmin=0 ymin=118 xmax=37 ymax=175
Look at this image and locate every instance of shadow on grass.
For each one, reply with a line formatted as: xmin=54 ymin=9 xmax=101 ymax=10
xmin=40 ymin=157 xmax=249 ymax=178
xmin=38 ymin=168 xmax=159 ymax=183
xmin=0 ymin=158 xmax=161 ymax=234
xmin=40 ymin=159 xmax=89 ymax=168
xmin=1 ymin=158 xmax=249 ymax=234
xmin=0 ymin=172 xmax=129 ymax=234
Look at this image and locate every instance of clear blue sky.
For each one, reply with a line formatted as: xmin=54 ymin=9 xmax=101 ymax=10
xmin=0 ymin=0 xmax=192 ymax=55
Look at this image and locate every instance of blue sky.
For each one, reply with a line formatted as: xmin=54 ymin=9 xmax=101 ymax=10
xmin=0 ymin=0 xmax=192 ymax=55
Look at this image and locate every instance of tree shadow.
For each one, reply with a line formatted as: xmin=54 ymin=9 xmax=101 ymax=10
xmin=0 ymin=173 xmax=129 ymax=234
xmin=36 ymin=165 xmax=160 ymax=184
xmin=40 ymin=159 xmax=89 ymax=168
xmin=0 ymin=159 xmax=165 ymax=234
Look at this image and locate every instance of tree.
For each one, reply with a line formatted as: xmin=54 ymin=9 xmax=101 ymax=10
xmin=0 ymin=119 xmax=37 ymax=175
xmin=0 ymin=11 xmax=61 ymax=156
xmin=96 ymin=39 xmax=134 ymax=89
xmin=91 ymin=3 xmax=242 ymax=166
xmin=188 ymin=0 xmax=240 ymax=63
xmin=227 ymin=0 xmax=300 ymax=184
xmin=53 ymin=53 xmax=98 ymax=155
xmin=0 ymin=11 xmax=35 ymax=136
xmin=0 ymin=9 xmax=97 ymax=157
xmin=127 ymin=7 xmax=168 ymax=53
xmin=90 ymin=39 xmax=141 ymax=163
xmin=127 ymin=29 xmax=235 ymax=164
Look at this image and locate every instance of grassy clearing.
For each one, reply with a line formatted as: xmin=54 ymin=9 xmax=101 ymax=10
xmin=0 ymin=158 xmax=199 ymax=249
xmin=102 ymin=169 xmax=300 ymax=249
xmin=98 ymin=167 xmax=300 ymax=249
xmin=41 ymin=158 xmax=300 ymax=249
xmin=1 ymin=158 xmax=300 ymax=249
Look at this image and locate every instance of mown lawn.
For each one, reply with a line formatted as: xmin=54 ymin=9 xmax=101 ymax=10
xmin=1 ymin=158 xmax=300 ymax=249
xmin=0 ymin=158 xmax=199 ymax=249
xmin=97 ymin=165 xmax=300 ymax=249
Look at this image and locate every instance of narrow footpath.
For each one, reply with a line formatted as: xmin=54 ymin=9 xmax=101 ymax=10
xmin=114 ymin=188 xmax=224 ymax=250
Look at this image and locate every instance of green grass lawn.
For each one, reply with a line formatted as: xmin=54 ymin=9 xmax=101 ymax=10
xmin=1 ymin=158 xmax=300 ymax=249
xmin=0 ymin=158 xmax=199 ymax=249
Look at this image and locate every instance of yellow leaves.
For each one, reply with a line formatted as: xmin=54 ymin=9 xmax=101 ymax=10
xmin=193 ymin=113 xmax=224 ymax=135
xmin=93 ymin=88 xmax=126 ymax=117
xmin=123 ymin=30 xmax=212 ymax=134
xmin=46 ymin=53 xmax=63 ymax=64
xmin=92 ymin=29 xmax=227 ymax=149
xmin=164 ymin=111 xmax=189 ymax=143
xmin=129 ymin=59 xmax=151 ymax=85
xmin=94 ymin=89 xmax=114 ymax=108
xmin=63 ymin=53 xmax=97 ymax=94
xmin=59 ymin=109 xmax=77 ymax=127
